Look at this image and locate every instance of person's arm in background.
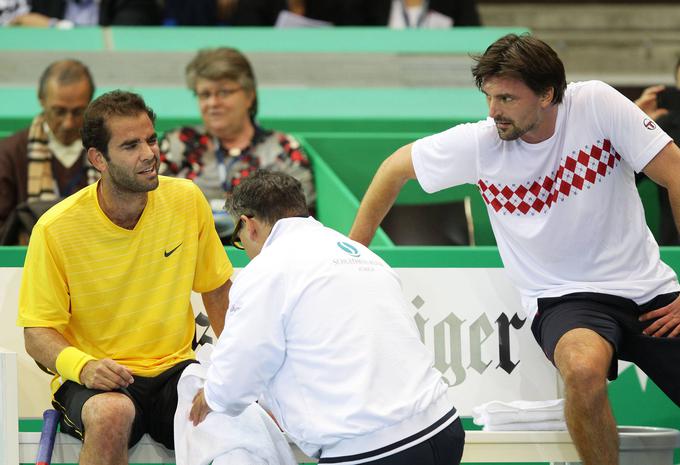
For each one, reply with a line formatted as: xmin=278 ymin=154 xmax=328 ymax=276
xmin=635 ymin=85 xmax=669 ymax=121
xmin=8 ymin=13 xmax=52 ymax=26
xmin=9 ymin=0 xmax=70 ymax=27
xmin=348 ymin=143 xmax=415 ymax=246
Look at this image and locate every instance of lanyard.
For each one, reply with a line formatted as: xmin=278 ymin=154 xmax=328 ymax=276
xmin=214 ymin=137 xmax=246 ymax=192
xmin=400 ymin=0 xmax=430 ymax=28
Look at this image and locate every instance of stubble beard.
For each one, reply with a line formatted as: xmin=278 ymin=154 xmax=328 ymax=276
xmin=107 ymin=157 xmax=159 ymax=193
xmin=495 ymin=118 xmax=537 ymax=141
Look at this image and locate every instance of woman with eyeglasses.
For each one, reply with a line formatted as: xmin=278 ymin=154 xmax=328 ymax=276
xmin=159 ymin=47 xmax=315 ymax=242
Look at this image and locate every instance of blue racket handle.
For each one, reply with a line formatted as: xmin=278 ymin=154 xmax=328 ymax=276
xmin=36 ymin=409 xmax=60 ymax=465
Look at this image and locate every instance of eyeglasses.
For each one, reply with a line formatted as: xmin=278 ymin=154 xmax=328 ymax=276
xmin=230 ymin=215 xmax=252 ymax=250
xmin=195 ymin=87 xmax=242 ymax=101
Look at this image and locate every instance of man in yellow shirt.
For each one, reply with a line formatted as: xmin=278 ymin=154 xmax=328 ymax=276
xmin=17 ymin=90 xmax=233 ymax=465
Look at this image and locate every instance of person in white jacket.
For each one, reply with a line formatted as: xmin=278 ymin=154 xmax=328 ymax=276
xmin=190 ymin=170 xmax=464 ymax=465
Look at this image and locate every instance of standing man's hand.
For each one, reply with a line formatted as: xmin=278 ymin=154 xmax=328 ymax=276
xmin=640 ymin=295 xmax=680 ymax=337
xmin=79 ymin=359 xmax=134 ymax=390
xmin=189 ymin=388 xmax=213 ymax=426
xmin=635 ymin=85 xmax=669 ymax=121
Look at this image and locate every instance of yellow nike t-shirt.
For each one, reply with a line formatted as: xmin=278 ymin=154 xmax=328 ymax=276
xmin=17 ymin=176 xmax=233 ymax=393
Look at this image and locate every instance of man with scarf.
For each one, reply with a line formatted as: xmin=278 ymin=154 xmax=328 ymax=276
xmin=0 ymin=59 xmax=98 ymax=243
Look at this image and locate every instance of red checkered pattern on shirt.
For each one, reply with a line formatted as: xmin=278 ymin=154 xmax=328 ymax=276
xmin=478 ymin=139 xmax=622 ymax=215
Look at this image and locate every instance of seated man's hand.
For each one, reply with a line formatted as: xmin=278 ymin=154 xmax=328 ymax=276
xmin=80 ymin=359 xmax=134 ymax=390
xmin=640 ymin=294 xmax=680 ymax=337
xmin=635 ymin=85 xmax=669 ymax=121
xmin=189 ymin=388 xmax=212 ymax=426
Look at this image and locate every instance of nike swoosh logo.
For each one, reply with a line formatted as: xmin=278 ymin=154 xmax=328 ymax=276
xmin=164 ymin=243 xmax=182 ymax=257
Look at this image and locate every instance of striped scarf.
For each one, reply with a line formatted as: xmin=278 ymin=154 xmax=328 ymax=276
xmin=26 ymin=114 xmax=98 ymax=202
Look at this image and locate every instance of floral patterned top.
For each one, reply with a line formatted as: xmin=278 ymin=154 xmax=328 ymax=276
xmin=159 ymin=125 xmax=315 ymax=239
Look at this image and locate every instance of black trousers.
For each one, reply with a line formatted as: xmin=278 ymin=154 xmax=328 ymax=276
xmin=366 ymin=418 xmax=465 ymax=465
xmin=320 ymin=417 xmax=465 ymax=465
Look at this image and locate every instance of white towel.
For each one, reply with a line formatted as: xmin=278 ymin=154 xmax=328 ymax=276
xmin=472 ymin=399 xmax=564 ymax=427
xmin=173 ymin=345 xmax=297 ymax=465
xmin=482 ymin=420 xmax=568 ymax=431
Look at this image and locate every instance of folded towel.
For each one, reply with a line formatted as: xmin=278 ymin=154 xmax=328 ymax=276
xmin=173 ymin=344 xmax=297 ymax=465
xmin=483 ymin=420 xmax=567 ymax=432
xmin=472 ymin=399 xmax=564 ymax=426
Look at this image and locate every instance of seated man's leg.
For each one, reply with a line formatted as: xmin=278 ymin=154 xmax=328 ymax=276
xmin=145 ymin=360 xmax=196 ymax=450
xmin=80 ymin=393 xmax=137 ymax=465
xmin=554 ymin=328 xmax=617 ymax=465
xmin=532 ymin=293 xmax=627 ymax=465
xmin=53 ymin=381 xmax=144 ymax=465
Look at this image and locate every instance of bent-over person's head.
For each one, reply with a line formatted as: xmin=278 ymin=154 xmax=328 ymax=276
xmin=38 ymin=59 xmax=96 ymax=146
xmin=185 ymin=47 xmax=258 ymax=137
xmin=226 ymin=170 xmax=309 ymax=258
xmin=472 ymin=33 xmax=567 ymax=105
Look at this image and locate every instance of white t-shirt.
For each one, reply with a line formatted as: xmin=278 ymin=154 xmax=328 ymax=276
xmin=204 ymin=217 xmax=454 ymax=459
xmin=413 ymin=80 xmax=679 ymax=318
xmin=387 ymin=0 xmax=453 ymax=29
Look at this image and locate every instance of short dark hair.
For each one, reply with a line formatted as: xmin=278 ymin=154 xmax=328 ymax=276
xmin=38 ymin=59 xmax=95 ymax=101
xmin=81 ymin=90 xmax=156 ymax=157
xmin=185 ymin=47 xmax=259 ymax=119
xmin=472 ymin=33 xmax=566 ymax=104
xmin=226 ymin=170 xmax=308 ymax=226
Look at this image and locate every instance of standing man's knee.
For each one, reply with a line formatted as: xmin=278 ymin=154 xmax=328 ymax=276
xmin=554 ymin=328 xmax=613 ymax=394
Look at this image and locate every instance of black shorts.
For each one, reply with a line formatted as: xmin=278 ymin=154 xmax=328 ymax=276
xmin=531 ymin=291 xmax=680 ymax=405
xmin=52 ymin=359 xmax=195 ymax=450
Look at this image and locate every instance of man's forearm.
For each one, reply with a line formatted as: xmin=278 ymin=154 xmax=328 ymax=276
xmin=667 ymin=183 xmax=680 ymax=236
xmin=349 ymin=176 xmax=404 ymax=245
xmin=644 ymin=142 xmax=680 ymax=234
xmin=201 ymin=279 xmax=232 ymax=337
xmin=349 ymin=144 xmax=415 ymax=245
xmin=24 ymin=327 xmax=71 ymax=373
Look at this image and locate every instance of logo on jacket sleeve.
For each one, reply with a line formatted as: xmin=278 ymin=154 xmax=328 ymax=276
xmin=337 ymin=241 xmax=360 ymax=257
xmin=643 ymin=118 xmax=657 ymax=130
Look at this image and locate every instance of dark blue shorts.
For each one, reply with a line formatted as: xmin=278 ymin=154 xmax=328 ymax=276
xmin=531 ymin=291 xmax=680 ymax=405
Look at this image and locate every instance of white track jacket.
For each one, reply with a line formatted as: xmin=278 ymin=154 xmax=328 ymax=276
xmin=203 ymin=217 xmax=456 ymax=462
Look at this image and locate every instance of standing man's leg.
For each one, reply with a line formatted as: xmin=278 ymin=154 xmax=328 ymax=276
xmin=554 ymin=328 xmax=617 ymax=465
xmin=619 ymin=291 xmax=680 ymax=406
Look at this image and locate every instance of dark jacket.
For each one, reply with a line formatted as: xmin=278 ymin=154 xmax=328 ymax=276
xmin=31 ymin=0 xmax=161 ymax=26
xmin=0 ymin=128 xmax=90 ymax=231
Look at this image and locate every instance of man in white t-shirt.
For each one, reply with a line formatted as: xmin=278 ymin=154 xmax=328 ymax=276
xmin=189 ymin=170 xmax=464 ymax=465
xmin=349 ymin=33 xmax=680 ymax=465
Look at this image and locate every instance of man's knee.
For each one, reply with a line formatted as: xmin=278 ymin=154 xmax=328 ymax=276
xmin=555 ymin=328 xmax=613 ymax=392
xmin=81 ymin=392 xmax=136 ymax=438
